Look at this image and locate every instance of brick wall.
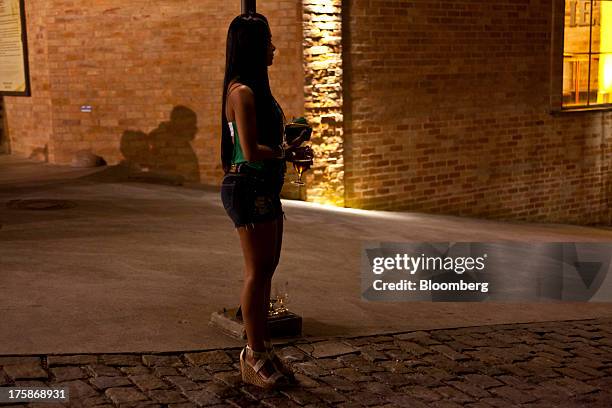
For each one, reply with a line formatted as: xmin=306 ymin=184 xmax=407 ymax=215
xmin=303 ymin=0 xmax=344 ymax=206
xmin=345 ymin=0 xmax=611 ymax=225
xmin=4 ymin=0 xmax=303 ymax=184
xmin=5 ymin=0 xmax=611 ymax=225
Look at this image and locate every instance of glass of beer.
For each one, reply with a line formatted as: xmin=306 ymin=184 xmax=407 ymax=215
xmin=269 ymin=281 xmax=290 ymax=317
xmin=291 ymin=146 xmax=314 ymax=185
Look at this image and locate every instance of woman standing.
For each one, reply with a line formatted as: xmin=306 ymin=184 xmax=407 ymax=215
xmin=220 ymin=13 xmax=307 ymax=388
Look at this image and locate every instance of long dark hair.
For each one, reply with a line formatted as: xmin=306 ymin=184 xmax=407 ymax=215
xmin=220 ymin=12 xmax=285 ymax=174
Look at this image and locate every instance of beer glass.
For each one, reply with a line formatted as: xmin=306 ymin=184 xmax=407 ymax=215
xmin=291 ymin=146 xmax=314 ymax=186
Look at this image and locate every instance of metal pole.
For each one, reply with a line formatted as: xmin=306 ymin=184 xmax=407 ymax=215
xmin=241 ymin=0 xmax=256 ymax=14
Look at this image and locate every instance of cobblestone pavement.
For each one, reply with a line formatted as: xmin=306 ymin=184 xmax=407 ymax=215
xmin=1 ymin=318 xmax=612 ymax=408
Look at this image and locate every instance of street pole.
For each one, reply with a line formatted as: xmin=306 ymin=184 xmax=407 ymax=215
xmin=242 ymin=0 xmax=256 ymax=14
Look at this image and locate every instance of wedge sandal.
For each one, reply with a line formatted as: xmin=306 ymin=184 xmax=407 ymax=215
xmin=240 ymin=345 xmax=288 ymax=388
xmin=264 ymin=341 xmax=296 ymax=382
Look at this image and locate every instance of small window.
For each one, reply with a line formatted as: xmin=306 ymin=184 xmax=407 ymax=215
xmin=563 ymin=1 xmax=612 ymax=108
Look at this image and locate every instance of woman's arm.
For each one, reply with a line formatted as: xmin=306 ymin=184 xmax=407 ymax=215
xmin=229 ymin=85 xmax=283 ymax=162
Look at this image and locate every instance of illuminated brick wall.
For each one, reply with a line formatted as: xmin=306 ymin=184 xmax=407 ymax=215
xmin=4 ymin=0 xmax=611 ymax=225
xmin=302 ymin=0 xmax=344 ymax=206
xmin=344 ymin=0 xmax=611 ymax=225
xmin=4 ymin=0 xmax=303 ymax=184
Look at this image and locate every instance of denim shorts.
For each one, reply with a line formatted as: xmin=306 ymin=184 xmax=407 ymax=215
xmin=220 ymin=172 xmax=285 ymax=229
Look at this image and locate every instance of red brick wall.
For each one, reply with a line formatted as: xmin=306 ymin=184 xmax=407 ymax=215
xmin=6 ymin=0 xmax=611 ymax=225
xmin=4 ymin=0 xmax=303 ymax=184
xmin=345 ymin=0 xmax=611 ymax=225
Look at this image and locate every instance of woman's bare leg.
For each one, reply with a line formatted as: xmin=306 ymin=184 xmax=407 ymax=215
xmin=264 ymin=214 xmax=284 ymax=342
xmin=237 ymin=220 xmax=278 ymax=377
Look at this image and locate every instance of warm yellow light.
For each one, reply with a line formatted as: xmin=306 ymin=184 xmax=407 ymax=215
xmin=598 ymin=2 xmax=612 ymax=103
xmin=281 ymin=198 xmax=423 ymax=221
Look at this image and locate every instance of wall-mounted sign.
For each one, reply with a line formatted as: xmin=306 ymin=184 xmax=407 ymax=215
xmin=0 ymin=0 xmax=30 ymax=96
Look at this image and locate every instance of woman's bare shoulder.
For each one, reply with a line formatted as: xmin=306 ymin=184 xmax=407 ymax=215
xmin=226 ymin=80 xmax=255 ymax=122
xmin=228 ymin=82 xmax=255 ymax=106
xmin=228 ymin=80 xmax=253 ymax=94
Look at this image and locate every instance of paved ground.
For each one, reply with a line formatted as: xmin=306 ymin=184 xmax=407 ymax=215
xmin=1 ymin=318 xmax=612 ymax=407
xmin=1 ymin=155 xmax=612 ymax=355
xmin=1 ymin=155 xmax=612 ymax=406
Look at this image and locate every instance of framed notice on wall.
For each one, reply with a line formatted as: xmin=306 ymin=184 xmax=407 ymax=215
xmin=0 ymin=0 xmax=30 ymax=96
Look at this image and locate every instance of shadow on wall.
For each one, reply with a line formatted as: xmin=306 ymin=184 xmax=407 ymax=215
xmin=119 ymin=105 xmax=201 ymax=184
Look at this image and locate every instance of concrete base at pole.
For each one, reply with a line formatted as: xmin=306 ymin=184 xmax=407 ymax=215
xmin=209 ymin=307 xmax=302 ymax=340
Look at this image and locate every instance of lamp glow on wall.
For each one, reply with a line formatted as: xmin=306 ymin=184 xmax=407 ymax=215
xmin=303 ymin=0 xmax=344 ymax=207
xmin=598 ymin=2 xmax=612 ymax=103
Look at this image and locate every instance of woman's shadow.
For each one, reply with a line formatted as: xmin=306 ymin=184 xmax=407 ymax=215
xmin=118 ymin=105 xmax=201 ymax=184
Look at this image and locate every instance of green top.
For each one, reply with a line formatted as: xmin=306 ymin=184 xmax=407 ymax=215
xmin=228 ymin=121 xmax=266 ymax=171
xmin=227 ymin=92 xmax=287 ymax=173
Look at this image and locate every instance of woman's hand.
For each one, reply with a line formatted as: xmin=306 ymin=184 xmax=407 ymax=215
xmin=287 ymin=128 xmax=309 ymax=148
xmin=285 ymin=145 xmax=313 ymax=163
